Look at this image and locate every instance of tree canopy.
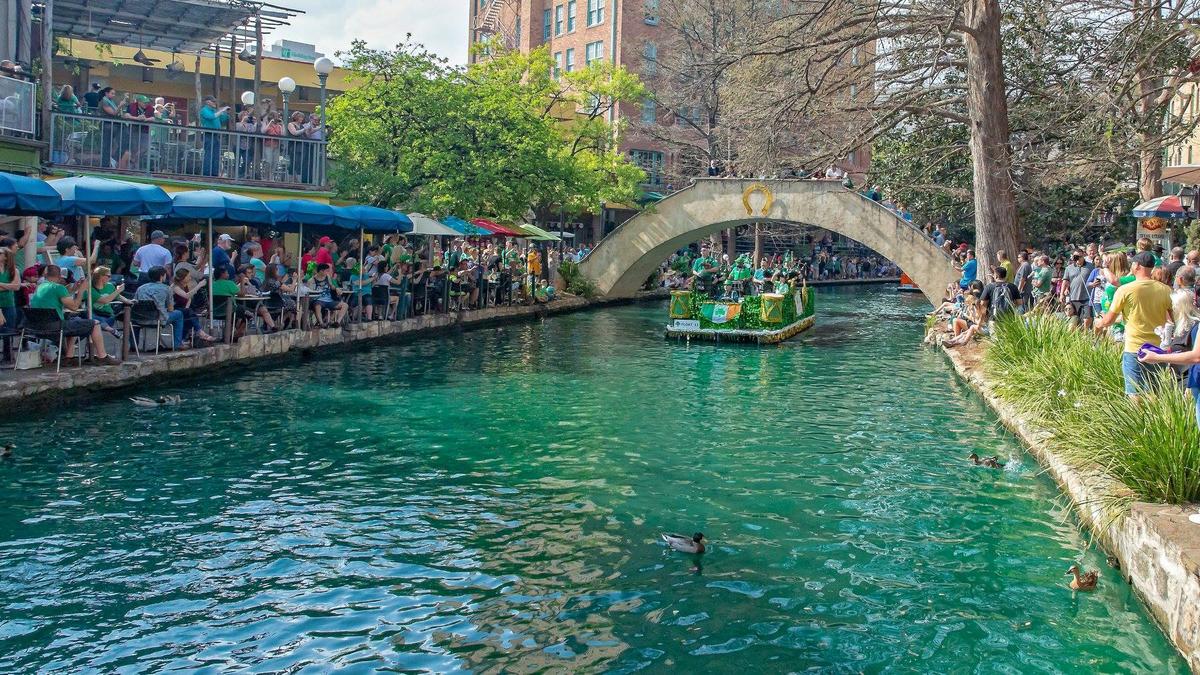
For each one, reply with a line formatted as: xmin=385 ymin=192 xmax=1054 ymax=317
xmin=327 ymin=38 xmax=647 ymax=221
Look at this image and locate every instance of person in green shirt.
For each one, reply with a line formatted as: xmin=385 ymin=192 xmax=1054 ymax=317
xmin=89 ymin=266 xmax=125 ymax=334
xmin=1030 ymin=255 xmax=1053 ymax=307
xmin=28 ymin=265 xmax=119 ymax=364
xmin=0 ymin=248 xmax=22 ymax=329
xmin=691 ymin=249 xmax=719 ymax=295
xmin=210 ymin=267 xmax=241 ymax=297
xmin=56 ymin=85 xmax=82 ymax=114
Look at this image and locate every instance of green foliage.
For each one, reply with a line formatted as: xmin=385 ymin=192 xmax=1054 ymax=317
xmin=328 ymin=38 xmax=645 ymax=221
xmin=557 ymin=261 xmax=598 ymax=298
xmin=984 ymin=314 xmax=1200 ymax=505
xmin=680 ymin=287 xmax=815 ymax=331
xmin=1184 ymin=219 xmax=1200 ymax=253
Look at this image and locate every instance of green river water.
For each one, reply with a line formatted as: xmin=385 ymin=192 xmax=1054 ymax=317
xmin=0 ymin=287 xmax=1187 ymax=673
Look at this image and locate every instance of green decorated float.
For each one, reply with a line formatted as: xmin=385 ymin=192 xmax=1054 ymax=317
xmin=666 ymin=284 xmax=816 ymax=344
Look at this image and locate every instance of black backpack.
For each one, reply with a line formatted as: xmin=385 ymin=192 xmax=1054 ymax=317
xmin=991 ymin=283 xmax=1015 ymax=317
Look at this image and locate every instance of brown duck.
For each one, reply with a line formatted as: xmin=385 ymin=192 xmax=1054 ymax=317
xmin=1067 ymin=565 xmax=1098 ymax=591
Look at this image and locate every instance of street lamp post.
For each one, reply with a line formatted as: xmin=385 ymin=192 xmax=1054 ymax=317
xmin=313 ymin=56 xmax=333 ymax=136
xmin=278 ymin=76 xmax=296 ymax=125
xmin=1180 ymin=185 xmax=1197 ymax=219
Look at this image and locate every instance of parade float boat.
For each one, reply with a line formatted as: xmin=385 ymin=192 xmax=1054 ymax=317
xmin=665 ymin=285 xmax=816 ymax=344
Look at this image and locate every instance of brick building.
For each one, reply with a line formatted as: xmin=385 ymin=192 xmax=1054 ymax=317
xmin=467 ymin=0 xmax=871 ymax=242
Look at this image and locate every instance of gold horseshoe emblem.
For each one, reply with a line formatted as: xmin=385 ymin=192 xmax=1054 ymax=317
xmin=742 ymin=183 xmax=774 ymax=217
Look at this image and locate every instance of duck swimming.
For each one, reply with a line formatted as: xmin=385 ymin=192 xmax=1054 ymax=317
xmin=1067 ymin=565 xmax=1099 ymax=591
xmin=0 ymin=443 xmax=12 ymax=458
xmin=661 ymin=532 xmax=706 ymax=554
xmin=130 ymin=395 xmax=182 ymax=407
xmin=968 ymin=452 xmax=1005 ymax=469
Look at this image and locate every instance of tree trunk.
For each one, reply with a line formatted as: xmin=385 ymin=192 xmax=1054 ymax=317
xmin=962 ymin=0 xmax=1022 ymax=274
xmin=1133 ymin=0 xmax=1163 ymax=201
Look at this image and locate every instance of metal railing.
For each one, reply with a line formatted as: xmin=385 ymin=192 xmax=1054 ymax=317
xmin=49 ymin=112 xmax=327 ymax=189
xmin=0 ymin=74 xmax=36 ymax=137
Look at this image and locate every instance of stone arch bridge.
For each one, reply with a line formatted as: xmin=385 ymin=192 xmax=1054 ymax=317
xmin=578 ymin=179 xmax=957 ymax=306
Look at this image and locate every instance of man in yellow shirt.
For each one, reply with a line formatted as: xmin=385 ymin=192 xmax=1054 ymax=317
xmin=526 ymin=248 xmax=542 ymax=290
xmin=1096 ymin=251 xmax=1172 ymax=398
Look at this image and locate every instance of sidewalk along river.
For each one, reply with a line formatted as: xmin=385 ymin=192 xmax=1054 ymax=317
xmin=0 ymin=287 xmax=1186 ymax=672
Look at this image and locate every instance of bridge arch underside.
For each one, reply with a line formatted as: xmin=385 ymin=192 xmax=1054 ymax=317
xmin=578 ymin=179 xmax=958 ymax=307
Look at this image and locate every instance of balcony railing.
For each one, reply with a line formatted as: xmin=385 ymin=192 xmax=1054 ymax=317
xmin=0 ymin=74 xmax=37 ymax=138
xmin=49 ymin=112 xmax=327 ymax=190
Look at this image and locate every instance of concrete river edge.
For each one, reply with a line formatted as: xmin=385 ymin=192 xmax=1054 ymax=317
xmin=942 ymin=343 xmax=1200 ymax=672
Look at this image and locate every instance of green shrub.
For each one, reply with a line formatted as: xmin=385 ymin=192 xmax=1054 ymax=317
xmin=557 ymin=261 xmax=598 ymax=298
xmin=983 ymin=314 xmax=1200 ymax=504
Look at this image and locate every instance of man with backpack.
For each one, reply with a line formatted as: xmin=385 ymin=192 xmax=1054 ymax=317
xmin=979 ymin=265 xmax=1021 ymax=327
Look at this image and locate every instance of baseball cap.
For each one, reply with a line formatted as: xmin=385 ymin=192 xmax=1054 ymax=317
xmin=1130 ymin=251 xmax=1156 ymax=268
xmin=149 ymin=229 xmax=166 ymax=240
xmin=318 ymin=236 xmax=332 ymax=245
xmin=135 ymin=95 xmax=150 ymax=103
xmin=217 ymin=233 xmax=234 ymax=242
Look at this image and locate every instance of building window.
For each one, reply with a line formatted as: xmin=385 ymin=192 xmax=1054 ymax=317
xmin=851 ymin=46 xmax=859 ymax=66
xmin=543 ymin=9 xmax=552 ymax=40
xmin=565 ymin=48 xmax=576 ymax=72
xmin=586 ymin=93 xmax=602 ymax=114
xmin=585 ymin=40 xmax=605 ymax=64
xmin=642 ymin=41 xmax=657 ymax=76
xmin=554 ymin=51 xmax=563 ymax=78
xmin=849 ymin=84 xmax=857 ymax=100
xmin=515 ymin=16 xmax=521 ymax=47
xmin=555 ymin=5 xmax=564 ymax=35
xmin=587 ymin=0 xmax=605 ymax=26
xmin=641 ymin=99 xmax=656 ymax=124
xmin=567 ymin=0 xmax=577 ymax=31
xmin=645 ymin=0 xmax=659 ymax=24
xmin=631 ymin=149 xmax=665 ymax=184
xmin=677 ymin=106 xmax=701 ymax=126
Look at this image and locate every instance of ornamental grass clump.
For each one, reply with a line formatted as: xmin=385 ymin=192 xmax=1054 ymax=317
xmin=983 ymin=314 xmax=1200 ymax=504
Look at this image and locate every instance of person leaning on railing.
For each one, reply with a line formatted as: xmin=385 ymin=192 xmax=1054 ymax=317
xmin=55 ymin=85 xmax=81 ymax=114
xmin=198 ymin=96 xmax=231 ymax=178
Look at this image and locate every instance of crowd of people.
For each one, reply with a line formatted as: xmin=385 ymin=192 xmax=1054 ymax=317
xmin=0 ymin=218 xmax=560 ymax=368
xmin=931 ymin=236 xmax=1200 ymax=423
xmin=53 ymin=82 xmax=324 ymax=184
xmin=658 ymin=236 xmax=899 ymax=298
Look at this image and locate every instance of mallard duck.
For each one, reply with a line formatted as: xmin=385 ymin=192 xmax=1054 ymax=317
xmin=1106 ymin=555 xmax=1121 ymax=570
xmin=0 ymin=443 xmax=12 ymax=458
xmin=1067 ymin=565 xmax=1098 ymax=591
xmin=662 ymin=532 xmax=706 ymax=554
xmin=968 ymin=453 xmax=1005 ymax=469
xmin=130 ymin=395 xmax=182 ymax=407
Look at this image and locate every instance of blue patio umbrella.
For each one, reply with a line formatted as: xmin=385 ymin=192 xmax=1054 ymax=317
xmin=168 ymin=190 xmax=275 ymax=225
xmin=442 ymin=215 xmax=491 ymax=236
xmin=49 ymin=176 xmax=172 ymax=318
xmin=0 ymin=171 xmax=62 ymax=216
xmin=265 ymin=199 xmax=338 ymax=231
xmin=49 ymin=175 xmax=172 ymax=216
xmin=332 ymin=205 xmax=414 ymax=233
xmin=331 ymin=206 xmax=414 ymax=300
xmin=166 ymin=190 xmax=274 ymax=334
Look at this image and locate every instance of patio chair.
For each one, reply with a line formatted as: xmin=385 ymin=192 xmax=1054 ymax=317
xmin=18 ymin=308 xmax=89 ymax=373
xmin=129 ymin=300 xmax=171 ymax=356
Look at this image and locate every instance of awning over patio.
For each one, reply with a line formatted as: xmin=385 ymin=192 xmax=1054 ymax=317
xmin=52 ymin=0 xmax=302 ymax=53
